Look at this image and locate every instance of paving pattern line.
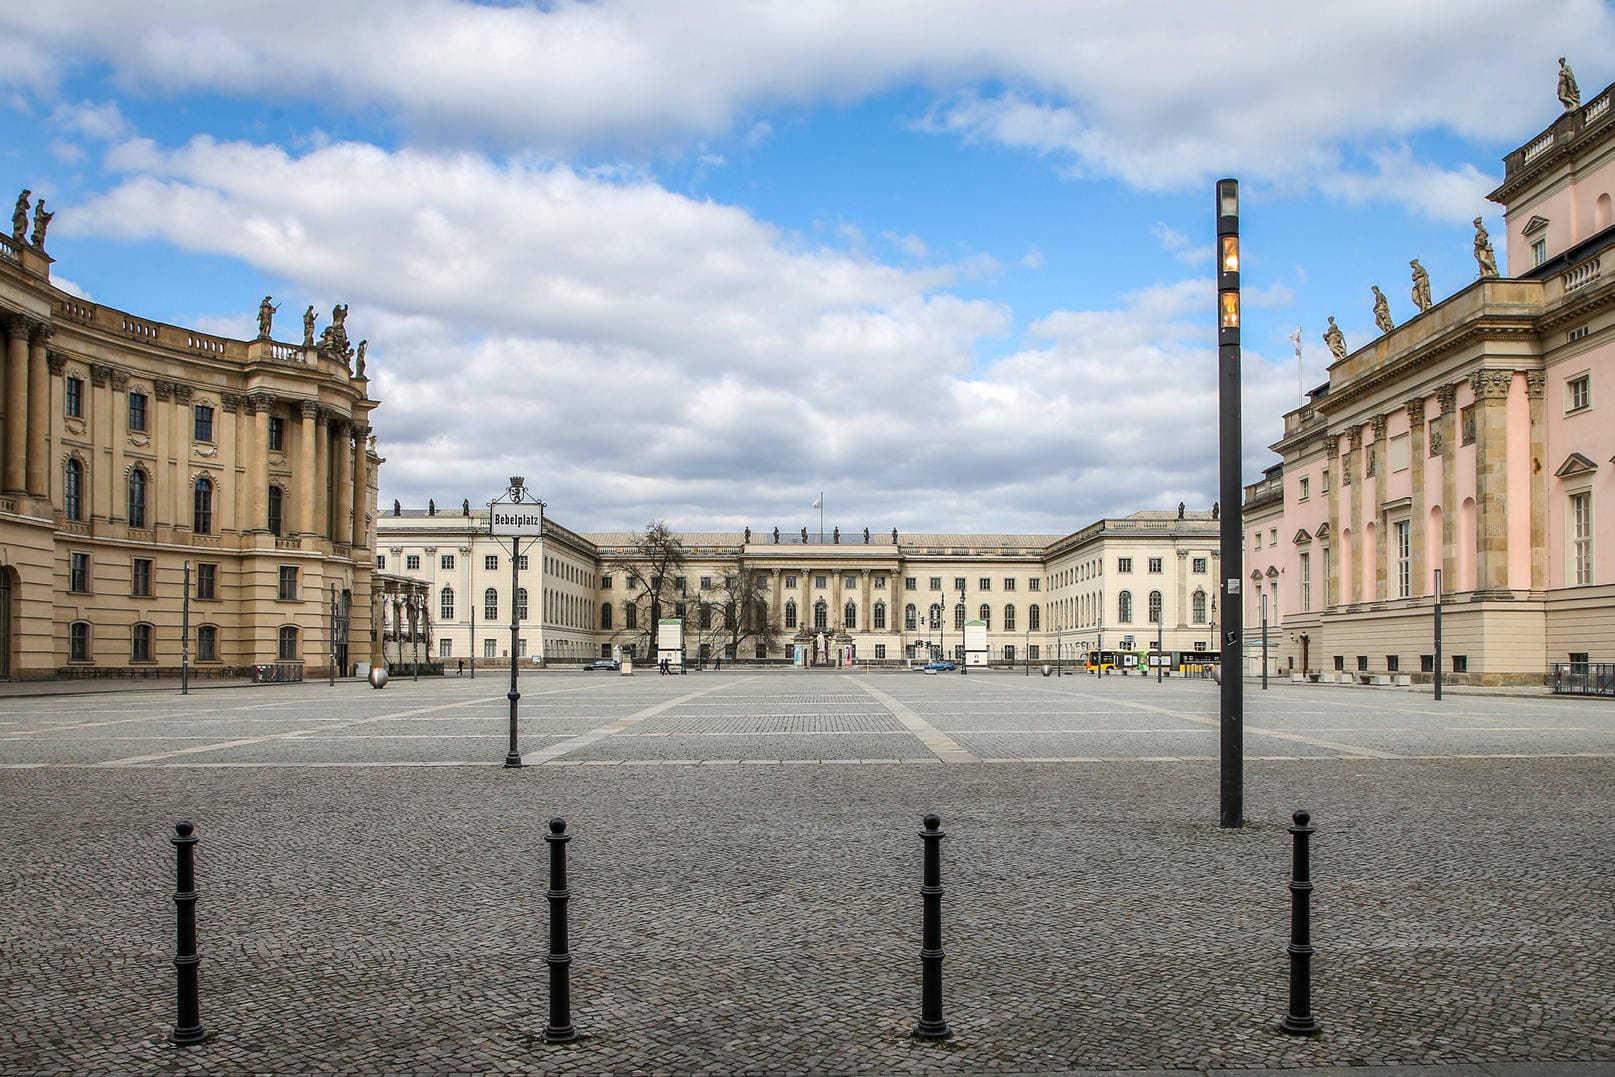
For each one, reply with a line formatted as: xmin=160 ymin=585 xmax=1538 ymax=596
xmin=1083 ymin=692 xmax=1403 ymax=759
xmin=855 ymin=681 xmax=980 ymax=762
xmin=525 ymin=678 xmax=742 ymax=764
xmin=86 ymin=694 xmax=509 ymax=767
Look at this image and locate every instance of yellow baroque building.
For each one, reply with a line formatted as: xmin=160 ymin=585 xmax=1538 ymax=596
xmin=0 ymin=211 xmax=380 ymax=680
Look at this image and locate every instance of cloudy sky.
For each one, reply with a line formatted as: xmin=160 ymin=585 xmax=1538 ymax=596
xmin=2 ymin=2 xmax=1609 ymax=536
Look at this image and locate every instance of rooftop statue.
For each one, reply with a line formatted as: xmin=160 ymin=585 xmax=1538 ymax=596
xmin=29 ymin=199 xmax=52 ymax=249
xmin=1558 ymin=57 xmax=1580 ymax=111
xmin=1410 ymin=259 xmax=1432 ymax=313
xmin=1372 ymin=286 xmax=1394 ymax=333
xmin=1323 ymin=316 xmax=1347 ymax=361
xmin=355 ymin=340 xmax=367 ymax=378
xmin=257 ymin=296 xmax=278 ymax=339
xmin=1473 ymin=218 xmax=1497 ymax=278
xmin=12 ymin=189 xmax=30 ymax=241
xmin=303 ymin=306 xmax=318 ymax=347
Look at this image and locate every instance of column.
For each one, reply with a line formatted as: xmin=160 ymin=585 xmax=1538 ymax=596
xmin=248 ymin=393 xmax=274 ymax=532
xmin=770 ymin=568 xmax=782 ymax=642
xmin=1437 ymin=383 xmax=1459 ymax=591
xmin=1324 ymin=434 xmax=1341 ymax=608
xmin=1371 ymin=414 xmax=1388 ymax=602
xmin=26 ymin=326 xmax=52 ymax=497
xmin=1347 ymin=425 xmax=1363 ymax=604
xmin=350 ymin=420 xmax=370 ymax=550
xmin=331 ymin=420 xmax=352 ymax=549
xmin=1471 ymin=369 xmax=1513 ymax=594
xmin=1405 ymin=396 xmax=1427 ymax=595
xmin=171 ymin=385 xmax=193 ymax=530
xmin=299 ymin=401 xmax=318 ymax=535
xmin=314 ymin=408 xmax=331 ymax=539
xmin=860 ymin=569 xmax=871 ymax=633
xmin=1527 ymin=372 xmax=1547 ymax=592
xmin=3 ymin=316 xmax=28 ymax=492
xmin=90 ymin=364 xmax=114 ymax=521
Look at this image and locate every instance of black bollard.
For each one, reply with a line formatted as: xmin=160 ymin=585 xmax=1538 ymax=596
xmin=169 ymin=821 xmax=207 ymax=1046
xmin=542 ymin=817 xmax=579 ymax=1044
xmin=913 ymin=812 xmax=952 ymax=1040
xmin=1279 ymin=808 xmax=1321 ymax=1035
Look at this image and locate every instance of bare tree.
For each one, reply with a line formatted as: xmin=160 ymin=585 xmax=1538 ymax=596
xmin=696 ymin=555 xmax=781 ymax=662
xmin=606 ymin=521 xmax=689 ymax=659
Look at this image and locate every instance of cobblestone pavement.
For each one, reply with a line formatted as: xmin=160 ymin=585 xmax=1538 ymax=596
xmin=1 ymin=670 xmax=1612 ymax=1076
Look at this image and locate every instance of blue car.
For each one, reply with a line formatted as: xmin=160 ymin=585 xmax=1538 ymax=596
xmin=923 ymin=659 xmax=956 ymax=672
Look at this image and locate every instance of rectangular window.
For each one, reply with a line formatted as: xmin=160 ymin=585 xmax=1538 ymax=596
xmin=440 ymin=554 xmax=455 ymax=570
xmin=1568 ymin=374 xmax=1590 ymax=412
xmin=1452 ymin=654 xmax=1468 ymax=673
xmin=814 ymin=575 xmax=827 ymax=589
xmin=1571 ymin=491 xmax=1594 ymax=585
xmin=1386 ymin=655 xmax=1401 ymax=673
xmin=601 ymin=575 xmax=613 ymax=589
xmin=1389 ymin=433 xmax=1409 ymax=473
xmin=1028 ymin=645 xmax=1040 ymax=660
xmin=70 ymin=551 xmax=90 ymax=593
xmin=1270 ymin=529 xmax=1277 ymax=545
xmin=953 ymin=577 xmax=966 ymax=591
xmin=439 ymin=639 xmax=453 ymax=658
xmin=784 ymin=574 xmax=797 ymax=588
xmin=132 ymin=557 xmax=153 ymax=597
xmin=1322 ymin=469 xmax=1331 ymax=492
xmin=376 ymin=554 xmax=386 ymax=570
xmin=905 ymin=577 xmax=917 ymax=590
xmin=699 ymin=576 xmax=712 ymax=590
xmin=485 ymin=555 xmax=498 ymax=571
xmin=1300 ymin=552 xmax=1311 ymax=612
xmin=1333 ymin=655 xmax=1345 ymax=671
xmin=1028 ymin=579 xmax=1040 ymax=591
xmin=1421 ymin=654 xmax=1434 ymax=672
xmin=844 ymin=575 xmax=858 ymax=588
xmin=1394 ymin=520 xmax=1411 ymax=598
xmin=132 ymin=623 xmax=153 ymax=663
xmin=518 ymin=555 xmax=529 ymax=571
xmin=930 ymin=577 xmax=942 ymax=590
xmin=278 ymin=565 xmax=299 ymax=601
xmin=874 ymin=644 xmax=887 ymax=659
xmin=1192 ymin=557 xmax=1207 ymax=574
xmin=406 ymin=554 xmax=421 ymax=571
xmin=484 ymin=638 xmax=497 ymax=659
xmin=1117 ymin=558 xmax=1132 ymax=573
xmin=1357 ymin=655 xmax=1369 ymax=671
xmin=873 ymin=576 xmax=886 ymax=589
xmin=1253 ymin=531 xmax=1261 ymax=549
xmin=197 ymin=625 xmax=217 ymax=662
xmin=1148 ymin=557 xmax=1163 ymax=573
xmin=193 ymin=404 xmax=214 ymax=442
xmin=1298 ymin=476 xmax=1310 ymax=501
xmin=268 ymin=416 xmax=285 ymax=451
xmin=978 ymin=577 xmax=991 ymax=591
xmin=1003 ymin=645 xmax=1015 ymax=662
xmin=1003 ymin=578 xmax=1016 ymax=591
xmin=65 ymin=376 xmax=84 ymax=418
xmin=196 ymin=562 xmax=217 ymax=600
xmin=128 ymin=391 xmax=148 ymax=432
xmin=1531 ymin=237 xmax=1547 ymax=266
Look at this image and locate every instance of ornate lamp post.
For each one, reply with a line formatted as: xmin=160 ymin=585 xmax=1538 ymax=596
xmin=489 ymin=477 xmax=545 ymax=769
xmin=957 ymin=585 xmax=967 ymax=674
xmin=1216 ymin=177 xmax=1245 ymax=828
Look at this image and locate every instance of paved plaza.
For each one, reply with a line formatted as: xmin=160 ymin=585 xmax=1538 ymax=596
xmin=1 ymin=669 xmax=1612 ymax=1076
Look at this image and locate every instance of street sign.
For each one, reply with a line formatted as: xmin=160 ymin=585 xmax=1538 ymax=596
xmin=489 ymin=506 xmax=544 ymax=536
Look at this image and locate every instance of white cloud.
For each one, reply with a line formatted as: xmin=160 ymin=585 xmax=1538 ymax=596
xmin=48 ymin=100 xmax=128 ymax=141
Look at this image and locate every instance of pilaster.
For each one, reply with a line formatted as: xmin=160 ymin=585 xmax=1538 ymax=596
xmin=1324 ymin=434 xmax=1340 ymax=608
xmin=25 ymin=325 xmax=52 ymax=497
xmin=1526 ymin=372 xmax=1547 ymax=592
xmin=1437 ymin=383 xmax=1459 ymax=591
xmin=1405 ymin=396 xmax=1427 ymax=595
xmin=1470 ymin=369 xmax=1513 ymax=594
xmin=2 ymin=315 xmax=31 ymax=492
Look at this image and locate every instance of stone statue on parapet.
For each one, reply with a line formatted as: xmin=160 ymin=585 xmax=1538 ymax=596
xmin=1323 ymin=316 xmax=1347 ymax=361
xmin=744 ymin=527 xmax=751 ymax=543
xmin=772 ymin=526 xmax=780 ymax=543
xmin=832 ymin=527 xmax=840 ymax=544
xmin=1371 ymin=286 xmax=1394 ymax=333
xmin=800 ymin=527 xmax=808 ymax=542
xmin=257 ymin=296 xmax=278 ymax=339
xmin=393 ymin=499 xmax=401 ymax=516
xmin=428 ymin=499 xmax=436 ymax=516
xmin=355 ymin=340 xmax=367 ymax=378
xmin=462 ymin=498 xmax=470 ymax=516
xmin=1211 ymin=501 xmax=1220 ymax=520
xmin=1473 ymin=218 xmax=1497 ymax=278
xmin=29 ymin=199 xmax=52 ymax=249
xmin=303 ymin=306 xmax=317 ymax=347
xmin=863 ymin=527 xmax=869 ymax=543
xmin=12 ymin=190 xmax=30 ymax=241
xmin=317 ymin=303 xmax=352 ymax=361
xmin=1177 ymin=502 xmax=1185 ymax=520
xmin=891 ymin=527 xmax=898 ymax=544
xmin=1410 ymin=260 xmax=1432 ymax=312
xmin=1558 ymin=57 xmax=1580 ymax=110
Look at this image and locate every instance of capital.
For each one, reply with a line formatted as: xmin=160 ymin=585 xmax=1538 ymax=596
xmin=1404 ymin=396 xmax=1426 ymax=425
xmin=1470 ymin=369 xmax=1514 ymax=401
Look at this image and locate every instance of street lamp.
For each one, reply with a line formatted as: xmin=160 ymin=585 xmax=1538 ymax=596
xmin=958 ymin=586 xmax=967 ymax=675
xmin=1095 ymin=617 xmax=1103 ymax=677
xmin=1216 ymin=176 xmax=1245 ymax=828
xmin=412 ymin=592 xmax=422 ymax=681
xmin=489 ymin=476 xmax=545 ymax=769
xmin=1260 ymin=591 xmax=1269 ymax=691
xmin=1024 ymin=627 xmax=1030 ymax=676
xmin=1156 ymin=605 xmax=1164 ymax=684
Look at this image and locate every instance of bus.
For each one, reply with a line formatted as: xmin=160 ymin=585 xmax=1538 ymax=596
xmin=1170 ymin=649 xmax=1221 ymax=676
xmin=1086 ymin=649 xmax=1130 ymax=674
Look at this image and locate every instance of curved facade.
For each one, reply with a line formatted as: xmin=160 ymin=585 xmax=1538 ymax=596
xmin=0 ymin=207 xmax=381 ymax=679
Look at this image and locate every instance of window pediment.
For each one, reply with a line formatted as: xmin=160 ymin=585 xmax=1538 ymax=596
xmin=1292 ymin=528 xmax=1312 ymax=544
xmin=1314 ymin=522 xmax=1331 ymax=539
xmin=1522 ymin=215 xmax=1550 ymax=236
xmin=1555 ymin=452 xmax=1598 ymax=478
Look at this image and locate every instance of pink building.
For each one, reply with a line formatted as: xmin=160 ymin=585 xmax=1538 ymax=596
xmin=1253 ymin=77 xmax=1615 ymax=686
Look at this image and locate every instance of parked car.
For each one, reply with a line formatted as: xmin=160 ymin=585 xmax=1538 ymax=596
xmin=582 ymin=658 xmax=620 ymax=671
xmin=923 ymin=659 xmax=956 ymax=672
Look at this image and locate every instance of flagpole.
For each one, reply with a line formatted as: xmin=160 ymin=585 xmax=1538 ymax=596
xmin=818 ymin=492 xmax=824 ymax=543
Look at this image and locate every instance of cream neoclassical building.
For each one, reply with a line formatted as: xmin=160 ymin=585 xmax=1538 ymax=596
xmin=0 ymin=194 xmax=381 ymax=679
xmin=375 ymin=506 xmax=1224 ymax=671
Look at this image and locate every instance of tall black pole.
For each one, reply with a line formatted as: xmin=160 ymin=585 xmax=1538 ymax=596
xmin=958 ymin=588 xmax=967 ymax=674
xmin=913 ymin=812 xmax=952 ymax=1040
xmin=1261 ymin=593 xmax=1268 ymax=691
xmin=506 ymin=535 xmax=522 ymax=767
xmin=169 ymin=821 xmax=206 ymax=1045
xmin=470 ymin=551 xmax=477 ymax=680
xmin=1279 ymin=808 xmax=1321 ymax=1035
xmin=1433 ymin=568 xmax=1443 ymax=702
xmin=329 ymin=583 xmax=336 ymax=687
xmin=181 ymin=561 xmax=191 ymax=695
xmin=543 ymin=817 xmax=578 ymax=1043
xmin=1216 ymin=178 xmax=1245 ymax=829
xmin=1156 ymin=615 xmax=1163 ymax=683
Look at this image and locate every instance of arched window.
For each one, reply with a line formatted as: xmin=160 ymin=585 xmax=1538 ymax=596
xmin=483 ymin=587 xmax=498 ymax=621
xmin=1028 ymin=604 xmax=1041 ymax=631
xmin=978 ymin=603 xmax=991 ymax=629
xmin=1118 ymin=590 xmax=1133 ymax=623
xmin=516 ymin=587 xmax=529 ymax=621
xmin=267 ymin=485 xmax=284 ymax=536
xmin=193 ymin=477 xmax=214 ymax=534
xmin=813 ymin=599 xmax=828 ymax=630
xmin=1003 ymin=604 xmax=1016 ymax=631
xmin=440 ymin=586 xmax=455 ymax=621
xmin=69 ymin=621 xmax=91 ymax=663
xmin=1148 ymin=590 xmax=1162 ymax=624
xmin=699 ymin=603 xmax=713 ymax=630
xmin=600 ymin=602 xmax=613 ymax=629
xmin=132 ymin=622 xmax=154 ymax=662
xmin=196 ymin=625 xmax=218 ymax=662
xmin=874 ymin=602 xmax=887 ymax=630
xmin=904 ymin=603 xmax=917 ymax=630
xmin=64 ymin=459 xmax=84 ymax=521
xmin=953 ymin=603 xmax=965 ymax=630
xmin=784 ymin=600 xmax=798 ymax=629
xmin=625 ymin=603 xmax=638 ymax=629
xmin=1192 ymin=590 xmax=1207 ymax=623
xmin=277 ymin=625 xmax=298 ymax=661
xmin=843 ymin=601 xmax=856 ymax=629
xmin=127 ymin=468 xmax=147 ymax=529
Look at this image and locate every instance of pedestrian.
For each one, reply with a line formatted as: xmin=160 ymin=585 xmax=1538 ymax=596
xmin=456 ymin=659 xmax=464 ymax=677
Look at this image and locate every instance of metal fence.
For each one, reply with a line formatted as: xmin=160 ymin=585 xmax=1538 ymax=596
xmin=1549 ymin=662 xmax=1615 ymax=697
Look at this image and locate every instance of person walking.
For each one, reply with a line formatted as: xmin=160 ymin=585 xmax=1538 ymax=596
xmin=456 ymin=659 xmax=464 ymax=677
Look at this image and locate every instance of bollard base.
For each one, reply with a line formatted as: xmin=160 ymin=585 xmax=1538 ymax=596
xmin=168 ymin=1024 xmax=207 ymax=1046
xmin=1279 ymin=1013 xmax=1321 ymax=1036
xmin=543 ymin=1023 xmax=579 ymax=1045
xmin=503 ymin=752 xmax=523 ymax=768
xmin=912 ymin=1019 xmax=953 ymax=1041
